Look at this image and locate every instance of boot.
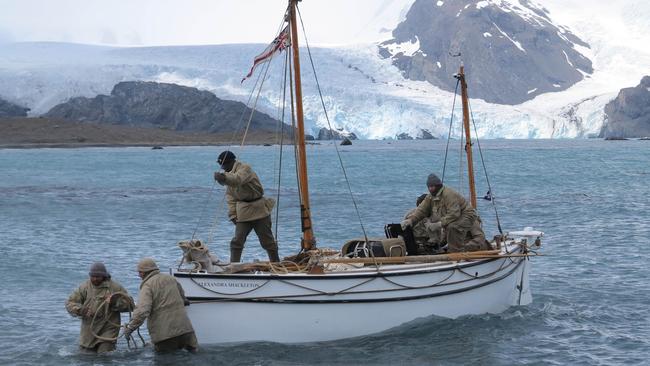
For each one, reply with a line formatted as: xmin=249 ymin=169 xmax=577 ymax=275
xmin=266 ymin=249 xmax=280 ymax=263
xmin=230 ymin=248 xmax=242 ymax=263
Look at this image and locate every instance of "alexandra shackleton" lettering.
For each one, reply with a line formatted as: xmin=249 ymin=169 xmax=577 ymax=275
xmin=197 ymin=281 xmax=261 ymax=289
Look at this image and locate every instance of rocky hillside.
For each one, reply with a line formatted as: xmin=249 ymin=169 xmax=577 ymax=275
xmin=0 ymin=97 xmax=30 ymax=117
xmin=379 ymin=0 xmax=593 ymax=105
xmin=45 ymin=81 xmax=286 ymax=133
xmin=599 ymin=76 xmax=650 ymax=138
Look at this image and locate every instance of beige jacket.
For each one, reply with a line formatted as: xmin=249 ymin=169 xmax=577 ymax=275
xmin=409 ymin=186 xmax=477 ymax=229
xmin=404 ymin=207 xmax=440 ymax=242
xmin=222 ymin=161 xmax=274 ymax=222
xmin=65 ymin=279 xmax=134 ymax=348
xmin=129 ymin=270 xmax=194 ymax=344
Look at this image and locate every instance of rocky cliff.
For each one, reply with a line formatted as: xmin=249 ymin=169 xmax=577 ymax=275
xmin=45 ymin=81 xmax=285 ymax=133
xmin=599 ymin=76 xmax=650 ymax=138
xmin=317 ymin=128 xmax=358 ymax=140
xmin=379 ymin=0 xmax=593 ymax=105
xmin=0 ymin=97 xmax=30 ymax=117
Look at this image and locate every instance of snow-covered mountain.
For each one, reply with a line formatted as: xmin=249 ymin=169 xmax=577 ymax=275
xmin=0 ymin=0 xmax=648 ymax=139
xmin=380 ymin=0 xmax=592 ymax=104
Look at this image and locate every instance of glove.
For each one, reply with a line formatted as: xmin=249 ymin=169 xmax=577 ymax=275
xmin=400 ymin=219 xmax=412 ymax=230
xmin=123 ymin=325 xmax=133 ymax=339
xmin=81 ymin=306 xmax=95 ymax=319
xmin=425 ymin=221 xmax=442 ymax=232
xmin=230 ymin=217 xmax=237 ymax=225
xmin=214 ymin=172 xmax=226 ymax=184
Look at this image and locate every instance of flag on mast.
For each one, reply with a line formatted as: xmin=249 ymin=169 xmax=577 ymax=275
xmin=241 ymin=25 xmax=291 ymax=83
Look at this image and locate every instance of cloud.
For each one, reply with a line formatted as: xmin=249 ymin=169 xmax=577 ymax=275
xmin=0 ymin=0 xmax=415 ymax=46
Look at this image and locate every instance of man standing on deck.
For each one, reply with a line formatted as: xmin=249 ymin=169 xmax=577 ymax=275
xmin=213 ymin=150 xmax=279 ymax=263
xmin=123 ymin=258 xmax=198 ymax=353
xmin=401 ymin=173 xmax=489 ymax=252
xmin=65 ymin=262 xmax=134 ymax=353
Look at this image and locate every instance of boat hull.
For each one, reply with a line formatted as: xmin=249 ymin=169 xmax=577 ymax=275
xmin=173 ymin=253 xmax=531 ymax=343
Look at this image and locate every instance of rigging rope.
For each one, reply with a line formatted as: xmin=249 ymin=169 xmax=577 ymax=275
xmin=441 ymin=79 xmax=460 ymax=182
xmin=296 ymin=4 xmax=370 ymax=244
xmin=467 ymin=98 xmax=503 ymax=234
xmin=274 ymin=50 xmax=290 ymax=243
xmin=199 ymin=12 xmax=288 ymax=250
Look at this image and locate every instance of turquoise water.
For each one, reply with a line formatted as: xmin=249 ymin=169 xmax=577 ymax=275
xmin=1 ymin=140 xmax=649 ymax=365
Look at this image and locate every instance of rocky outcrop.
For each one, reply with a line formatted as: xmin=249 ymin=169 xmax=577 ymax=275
xmin=599 ymin=76 xmax=650 ymax=138
xmin=0 ymin=97 xmax=30 ymax=117
xmin=417 ymin=129 xmax=436 ymax=139
xmin=317 ymin=127 xmax=358 ymax=140
xmin=379 ymin=0 xmax=592 ymax=105
xmin=45 ymin=81 xmax=285 ymax=133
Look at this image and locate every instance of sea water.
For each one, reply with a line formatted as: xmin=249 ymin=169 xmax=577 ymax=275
xmin=0 ymin=139 xmax=648 ymax=365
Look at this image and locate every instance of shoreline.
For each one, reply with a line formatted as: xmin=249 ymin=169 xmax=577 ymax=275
xmin=0 ymin=117 xmax=286 ymax=149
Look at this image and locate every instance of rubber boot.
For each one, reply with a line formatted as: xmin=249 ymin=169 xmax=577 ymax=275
xmin=230 ymin=248 xmax=242 ymax=263
xmin=267 ymin=249 xmax=280 ymax=263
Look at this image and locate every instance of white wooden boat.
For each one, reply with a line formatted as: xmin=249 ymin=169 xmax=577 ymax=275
xmin=173 ymin=0 xmax=543 ymax=344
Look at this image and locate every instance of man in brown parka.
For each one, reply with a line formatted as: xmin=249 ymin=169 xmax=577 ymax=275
xmin=66 ymin=262 xmax=134 ymax=353
xmin=214 ymin=150 xmax=279 ymax=263
xmin=404 ymin=194 xmax=443 ymax=254
xmin=124 ymin=258 xmax=198 ymax=353
xmin=402 ymin=173 xmax=489 ymax=252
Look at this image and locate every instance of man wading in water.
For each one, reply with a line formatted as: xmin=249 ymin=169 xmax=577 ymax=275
xmin=66 ymin=262 xmax=134 ymax=353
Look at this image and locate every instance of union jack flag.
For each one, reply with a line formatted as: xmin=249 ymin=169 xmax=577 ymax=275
xmin=241 ymin=25 xmax=291 ymax=83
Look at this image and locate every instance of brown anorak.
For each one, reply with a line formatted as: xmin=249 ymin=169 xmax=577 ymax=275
xmin=222 ymin=161 xmax=274 ymax=222
xmin=404 ymin=207 xmax=440 ymax=243
xmin=65 ymin=279 xmax=134 ymax=349
xmin=129 ymin=270 xmax=195 ymax=344
xmin=409 ymin=186 xmax=487 ymax=252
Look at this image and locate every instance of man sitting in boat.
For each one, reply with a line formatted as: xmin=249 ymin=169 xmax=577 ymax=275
xmin=401 ymin=173 xmax=489 ymax=253
xmin=404 ymin=194 xmax=443 ymax=254
xmin=213 ymin=150 xmax=279 ymax=263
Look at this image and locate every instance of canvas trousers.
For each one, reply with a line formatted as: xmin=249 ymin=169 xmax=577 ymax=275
xmin=230 ymin=215 xmax=277 ymax=255
xmin=80 ymin=341 xmax=115 ymax=353
xmin=446 ymin=215 xmax=488 ymax=252
xmin=153 ymin=331 xmax=198 ymax=353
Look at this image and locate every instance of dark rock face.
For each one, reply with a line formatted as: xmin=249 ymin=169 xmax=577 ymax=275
xmin=317 ymin=127 xmax=358 ymax=140
xmin=396 ymin=132 xmax=413 ymax=140
xmin=379 ymin=0 xmax=593 ymax=105
xmin=600 ymin=76 xmax=650 ymax=138
xmin=0 ymin=97 xmax=30 ymax=117
xmin=340 ymin=137 xmax=352 ymax=146
xmin=417 ymin=129 xmax=436 ymax=139
xmin=45 ymin=81 xmax=283 ymax=133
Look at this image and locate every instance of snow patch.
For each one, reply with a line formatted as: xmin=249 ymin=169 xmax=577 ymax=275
xmin=436 ymin=1 xmax=444 ymax=6
xmin=476 ymin=1 xmax=489 ymax=9
xmin=527 ymin=88 xmax=538 ymax=94
xmin=562 ymin=50 xmax=574 ymax=67
xmin=436 ymin=61 xmax=441 ymax=68
xmin=492 ymin=23 xmax=526 ymax=53
xmin=553 ymin=84 xmax=561 ymax=88
xmin=384 ymin=36 xmax=421 ymax=57
xmin=483 ymin=32 xmax=493 ymax=38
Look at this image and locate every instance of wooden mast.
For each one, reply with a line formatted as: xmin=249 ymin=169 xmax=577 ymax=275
xmin=289 ymin=0 xmax=315 ymax=249
xmin=458 ymin=65 xmax=478 ymax=209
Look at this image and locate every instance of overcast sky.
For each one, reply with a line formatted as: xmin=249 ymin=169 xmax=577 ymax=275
xmin=0 ymin=0 xmax=413 ymax=46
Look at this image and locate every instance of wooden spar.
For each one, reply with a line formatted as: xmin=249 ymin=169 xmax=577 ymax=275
xmin=458 ymin=65 xmax=478 ymax=209
xmin=289 ymin=0 xmax=315 ymax=249
xmin=322 ymin=250 xmax=502 ymax=264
